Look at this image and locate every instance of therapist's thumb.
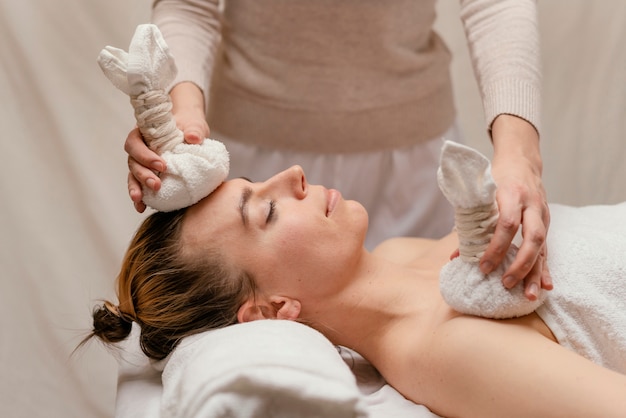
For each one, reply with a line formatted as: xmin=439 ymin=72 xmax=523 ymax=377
xmin=183 ymin=128 xmax=204 ymax=144
xmin=181 ymin=118 xmax=210 ymax=144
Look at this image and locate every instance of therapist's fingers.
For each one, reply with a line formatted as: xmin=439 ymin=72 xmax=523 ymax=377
xmin=124 ymin=126 xmax=165 ymax=207
xmin=539 ymin=246 xmax=553 ymax=290
xmin=181 ymin=122 xmax=208 ymax=144
xmin=520 ymin=244 xmax=545 ymax=300
xmin=522 ymin=244 xmax=553 ymax=300
xmin=127 ymin=155 xmax=162 ymax=214
xmin=124 ymin=127 xmax=166 ymax=175
xmin=128 ymin=172 xmax=147 ymax=213
xmin=480 ymin=201 xmax=522 ymax=276
xmin=172 ymin=109 xmax=210 ymax=145
xmin=502 ymin=204 xmax=549 ymax=292
xmin=128 ymin=155 xmax=162 ymax=190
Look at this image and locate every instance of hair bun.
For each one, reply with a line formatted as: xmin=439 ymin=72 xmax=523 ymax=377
xmin=91 ymin=301 xmax=133 ymax=343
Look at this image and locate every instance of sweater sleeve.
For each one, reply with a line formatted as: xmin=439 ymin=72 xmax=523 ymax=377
xmin=460 ymin=0 xmax=542 ymax=135
xmin=152 ymin=0 xmax=222 ymax=113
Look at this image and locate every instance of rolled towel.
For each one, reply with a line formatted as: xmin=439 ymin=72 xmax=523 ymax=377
xmin=98 ymin=24 xmax=229 ymax=211
xmin=159 ymin=320 xmax=369 ymax=418
xmin=437 ymin=141 xmax=546 ymax=318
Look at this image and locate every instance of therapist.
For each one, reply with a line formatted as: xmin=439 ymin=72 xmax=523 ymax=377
xmin=123 ymin=0 xmax=551 ymax=298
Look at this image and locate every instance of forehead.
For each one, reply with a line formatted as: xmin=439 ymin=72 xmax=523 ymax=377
xmin=181 ymin=178 xmax=248 ymax=248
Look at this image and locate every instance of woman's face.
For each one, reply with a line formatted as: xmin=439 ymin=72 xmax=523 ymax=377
xmin=182 ymin=165 xmax=369 ymax=303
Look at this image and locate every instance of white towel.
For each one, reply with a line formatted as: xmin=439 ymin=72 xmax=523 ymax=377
xmin=538 ymin=202 xmax=626 ymax=373
xmin=115 ymin=323 xmax=162 ymax=418
xmin=437 ymin=141 xmax=546 ymax=318
xmin=114 ymin=324 xmax=441 ymax=418
xmin=98 ymin=24 xmax=229 ymax=212
xmin=159 ymin=320 xmax=369 ymax=418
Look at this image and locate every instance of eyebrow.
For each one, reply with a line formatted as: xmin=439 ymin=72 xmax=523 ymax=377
xmin=239 ymin=186 xmax=253 ymax=227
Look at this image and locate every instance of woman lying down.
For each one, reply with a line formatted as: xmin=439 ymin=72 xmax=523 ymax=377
xmin=85 ymin=159 xmax=626 ymax=417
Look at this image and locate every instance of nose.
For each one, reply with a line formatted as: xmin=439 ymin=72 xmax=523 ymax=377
xmin=264 ymin=165 xmax=307 ymax=199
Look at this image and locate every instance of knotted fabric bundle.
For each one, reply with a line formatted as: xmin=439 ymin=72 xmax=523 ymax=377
xmin=437 ymin=141 xmax=546 ymax=318
xmin=98 ymin=24 xmax=229 ymax=211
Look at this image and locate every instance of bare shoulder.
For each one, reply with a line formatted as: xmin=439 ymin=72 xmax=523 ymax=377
xmin=371 ymin=237 xmax=436 ymax=264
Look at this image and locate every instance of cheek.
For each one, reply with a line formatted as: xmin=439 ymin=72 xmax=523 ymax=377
xmin=274 ymin=212 xmax=323 ymax=247
xmin=255 ymin=211 xmax=362 ymax=293
xmin=276 ymin=211 xmax=363 ymax=267
xmin=270 ymin=226 xmax=315 ymax=272
xmin=256 ymin=224 xmax=323 ymax=285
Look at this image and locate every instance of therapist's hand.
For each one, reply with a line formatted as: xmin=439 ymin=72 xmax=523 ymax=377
xmin=482 ymin=115 xmax=552 ymax=300
xmin=125 ymin=82 xmax=209 ymax=213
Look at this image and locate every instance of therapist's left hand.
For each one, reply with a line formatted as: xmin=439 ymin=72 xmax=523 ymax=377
xmin=481 ymin=115 xmax=553 ymax=301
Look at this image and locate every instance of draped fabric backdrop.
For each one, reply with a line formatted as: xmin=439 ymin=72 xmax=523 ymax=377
xmin=1 ymin=1 xmax=624 ymax=417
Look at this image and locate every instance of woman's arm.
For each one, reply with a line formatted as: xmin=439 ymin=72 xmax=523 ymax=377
xmin=459 ymin=0 xmax=550 ymax=297
xmin=460 ymin=0 xmax=541 ymax=131
xmin=422 ymin=315 xmax=626 ymax=418
xmin=152 ymin=0 xmax=222 ymax=113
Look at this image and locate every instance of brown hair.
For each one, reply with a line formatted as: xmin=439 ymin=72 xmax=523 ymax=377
xmin=83 ymin=208 xmax=255 ymax=360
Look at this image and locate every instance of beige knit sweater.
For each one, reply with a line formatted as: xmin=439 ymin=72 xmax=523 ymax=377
xmin=152 ymin=0 xmax=541 ymax=153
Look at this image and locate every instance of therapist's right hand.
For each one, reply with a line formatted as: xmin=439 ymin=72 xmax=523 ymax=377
xmin=125 ymin=82 xmax=209 ymax=213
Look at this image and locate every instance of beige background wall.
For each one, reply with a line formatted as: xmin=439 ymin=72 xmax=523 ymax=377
xmin=437 ymin=0 xmax=626 ymax=205
xmin=1 ymin=1 xmax=624 ymax=416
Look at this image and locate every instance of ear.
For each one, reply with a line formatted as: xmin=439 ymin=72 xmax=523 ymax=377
xmin=270 ymin=296 xmax=301 ymax=320
xmin=236 ymin=296 xmax=301 ymax=323
xmin=237 ymin=299 xmax=267 ymax=323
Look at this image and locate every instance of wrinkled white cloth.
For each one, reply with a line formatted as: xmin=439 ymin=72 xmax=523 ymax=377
xmin=115 ymin=323 xmax=162 ymax=418
xmin=158 ymin=320 xmax=369 ymax=418
xmin=115 ymin=322 xmax=441 ymax=418
xmin=437 ymin=141 xmax=546 ymax=318
xmin=538 ymin=202 xmax=626 ymax=373
xmin=98 ymin=24 xmax=229 ymax=211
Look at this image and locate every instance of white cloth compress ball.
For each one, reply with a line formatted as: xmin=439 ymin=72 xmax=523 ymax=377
xmin=437 ymin=141 xmax=546 ymax=319
xmin=98 ymin=24 xmax=229 ymax=211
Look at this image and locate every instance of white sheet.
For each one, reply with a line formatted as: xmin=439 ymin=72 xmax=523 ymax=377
xmin=3 ymin=1 xmax=626 ymax=417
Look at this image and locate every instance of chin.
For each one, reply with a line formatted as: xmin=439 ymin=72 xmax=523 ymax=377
xmin=346 ymin=201 xmax=369 ymax=241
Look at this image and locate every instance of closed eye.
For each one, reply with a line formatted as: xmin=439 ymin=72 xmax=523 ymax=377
xmin=266 ymin=200 xmax=276 ymax=224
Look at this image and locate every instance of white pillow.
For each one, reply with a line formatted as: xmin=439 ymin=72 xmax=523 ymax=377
xmin=160 ymin=320 xmax=368 ymax=418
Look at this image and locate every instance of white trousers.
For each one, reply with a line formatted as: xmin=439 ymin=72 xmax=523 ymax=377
xmin=214 ymin=124 xmax=463 ymax=250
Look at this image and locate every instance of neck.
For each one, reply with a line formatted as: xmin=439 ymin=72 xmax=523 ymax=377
xmin=303 ymin=249 xmax=450 ymax=359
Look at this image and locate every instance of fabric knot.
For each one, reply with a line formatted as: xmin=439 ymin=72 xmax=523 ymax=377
xmin=455 ymin=202 xmax=499 ymax=262
xmin=131 ymin=89 xmax=184 ymax=153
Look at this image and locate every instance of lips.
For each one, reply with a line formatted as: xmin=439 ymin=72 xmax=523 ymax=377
xmin=326 ymin=188 xmax=341 ymax=217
